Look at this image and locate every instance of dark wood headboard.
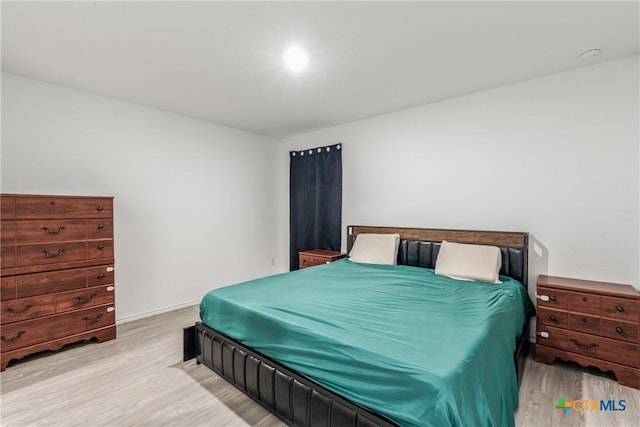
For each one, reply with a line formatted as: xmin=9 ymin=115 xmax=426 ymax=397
xmin=347 ymin=226 xmax=529 ymax=289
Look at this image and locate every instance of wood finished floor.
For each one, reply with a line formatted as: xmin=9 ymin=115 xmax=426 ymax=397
xmin=1 ymin=305 xmax=638 ymax=427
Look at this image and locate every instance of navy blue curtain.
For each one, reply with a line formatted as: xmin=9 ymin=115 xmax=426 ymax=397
xmin=289 ymin=144 xmax=342 ymax=270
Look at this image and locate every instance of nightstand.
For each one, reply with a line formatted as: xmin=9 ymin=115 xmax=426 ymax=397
xmin=535 ymin=275 xmax=640 ymax=389
xmin=298 ymin=250 xmax=346 ymax=269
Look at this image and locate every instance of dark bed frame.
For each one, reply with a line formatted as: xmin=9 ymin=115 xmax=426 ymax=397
xmin=183 ymin=226 xmax=531 ymax=427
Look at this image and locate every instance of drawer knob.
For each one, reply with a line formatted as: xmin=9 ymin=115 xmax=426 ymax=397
xmin=42 ymin=248 xmax=65 ymax=257
xmin=97 ymin=244 xmax=105 ymax=250
xmin=97 ymin=223 xmax=104 ymax=230
xmin=75 ymin=293 xmax=97 ymax=305
xmin=49 ymin=201 xmax=55 ymax=206
xmin=5 ymin=304 xmax=34 ymax=315
xmin=0 ymin=331 xmax=25 ymax=342
xmin=616 ymin=326 xmax=624 ymax=334
xmin=570 ymin=338 xmax=598 ymax=351
xmin=97 ymin=273 xmax=105 ymax=279
xmin=96 ymin=206 xmax=104 ymax=212
xmin=581 ymin=318 xmax=587 ymax=323
xmin=549 ymin=315 xmax=557 ymax=322
xmin=549 ymin=296 xmax=556 ymax=302
xmin=582 ymin=296 xmax=588 ymax=302
xmin=616 ymin=305 xmax=624 ymax=313
xmin=40 ymin=226 xmax=66 ymax=235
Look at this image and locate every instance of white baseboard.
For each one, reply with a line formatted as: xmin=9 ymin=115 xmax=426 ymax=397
xmin=116 ymin=299 xmax=200 ymax=325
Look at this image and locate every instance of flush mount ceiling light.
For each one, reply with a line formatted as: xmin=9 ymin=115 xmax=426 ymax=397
xmin=580 ymin=48 xmax=601 ymax=59
xmin=283 ymin=46 xmax=308 ymax=72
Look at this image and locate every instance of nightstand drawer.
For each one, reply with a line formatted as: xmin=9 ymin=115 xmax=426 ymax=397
xmin=539 ymin=326 xmax=638 ymax=368
xmin=300 ymin=255 xmax=325 ymax=269
xmin=602 ymin=297 xmax=639 ymax=321
xmin=601 ymin=319 xmax=638 ymax=343
xmin=564 ymin=329 xmax=638 ymax=368
xmin=568 ymin=312 xmax=600 ymax=335
xmin=537 ymin=307 xmax=568 ymax=329
xmin=568 ymin=292 xmax=600 ymax=315
xmin=298 ymin=250 xmax=346 ymax=269
xmin=537 ymin=287 xmax=567 ymax=309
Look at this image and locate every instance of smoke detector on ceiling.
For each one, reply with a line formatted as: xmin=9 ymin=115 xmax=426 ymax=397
xmin=580 ymin=48 xmax=601 ymax=60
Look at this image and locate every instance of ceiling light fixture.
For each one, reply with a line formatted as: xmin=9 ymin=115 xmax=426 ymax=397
xmin=579 ymin=48 xmax=601 ymax=60
xmin=283 ymin=46 xmax=308 ymax=72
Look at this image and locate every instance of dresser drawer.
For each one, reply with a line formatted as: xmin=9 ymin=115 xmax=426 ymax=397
xmin=601 ymin=319 xmax=638 ymax=344
xmin=0 ymin=305 xmax=115 ymax=353
xmin=87 ymin=219 xmax=113 ymax=240
xmin=565 ymin=329 xmax=638 ymax=368
xmin=1 ymin=277 xmax=16 ymax=301
xmin=602 ymin=297 xmax=639 ymax=322
xmin=15 ymin=197 xmax=86 ymax=219
xmin=17 ymin=267 xmax=87 ymax=298
xmin=1 ymin=221 xmax=16 ymax=245
xmin=536 ymin=287 xmax=567 ymax=309
xmin=1 ymin=196 xmax=15 ymax=220
xmin=17 ymin=241 xmax=87 ymax=267
xmin=537 ymin=307 xmax=568 ymax=329
xmin=16 ymin=219 xmax=87 ymax=243
xmin=568 ymin=312 xmax=600 ymax=335
xmin=88 ymin=240 xmax=113 ymax=259
xmin=87 ymin=265 xmax=115 ymax=286
xmin=537 ymin=325 xmax=569 ymax=349
xmin=539 ymin=326 xmax=638 ymax=368
xmin=300 ymin=255 xmax=325 ymax=269
xmin=86 ymin=199 xmax=113 ymax=219
xmin=1 ymin=245 xmax=17 ymax=268
xmin=568 ymin=292 xmax=600 ymax=315
xmin=56 ymin=285 xmax=115 ymax=313
xmin=1 ymin=295 xmax=55 ymax=324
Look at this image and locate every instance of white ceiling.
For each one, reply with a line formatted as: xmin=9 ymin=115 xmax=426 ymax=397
xmin=2 ymin=1 xmax=638 ymax=138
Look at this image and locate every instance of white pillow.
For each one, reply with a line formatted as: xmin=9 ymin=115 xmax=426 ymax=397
xmin=349 ymin=233 xmax=400 ymax=265
xmin=435 ymin=241 xmax=502 ymax=283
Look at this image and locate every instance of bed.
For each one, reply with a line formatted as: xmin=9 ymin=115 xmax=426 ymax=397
xmin=183 ymin=226 xmax=534 ymax=427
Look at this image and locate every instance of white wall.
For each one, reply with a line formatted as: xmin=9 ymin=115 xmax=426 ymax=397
xmin=276 ymin=56 xmax=640 ymax=296
xmin=1 ymin=73 xmax=278 ymax=321
xmin=3 ymin=55 xmax=638 ymax=325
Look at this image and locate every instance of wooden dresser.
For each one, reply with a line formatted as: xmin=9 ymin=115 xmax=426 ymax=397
xmin=1 ymin=194 xmax=116 ymax=371
xmin=535 ymin=275 xmax=639 ymax=388
xmin=298 ymin=250 xmax=346 ymax=269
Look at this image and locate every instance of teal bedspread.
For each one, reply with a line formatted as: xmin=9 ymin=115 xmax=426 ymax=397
xmin=200 ymin=259 xmax=532 ymax=427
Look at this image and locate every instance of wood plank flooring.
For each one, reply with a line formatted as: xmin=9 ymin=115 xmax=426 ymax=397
xmin=1 ymin=305 xmax=638 ymax=426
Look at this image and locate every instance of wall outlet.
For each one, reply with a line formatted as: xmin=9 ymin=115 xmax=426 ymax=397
xmin=533 ymin=242 xmax=543 ymax=257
